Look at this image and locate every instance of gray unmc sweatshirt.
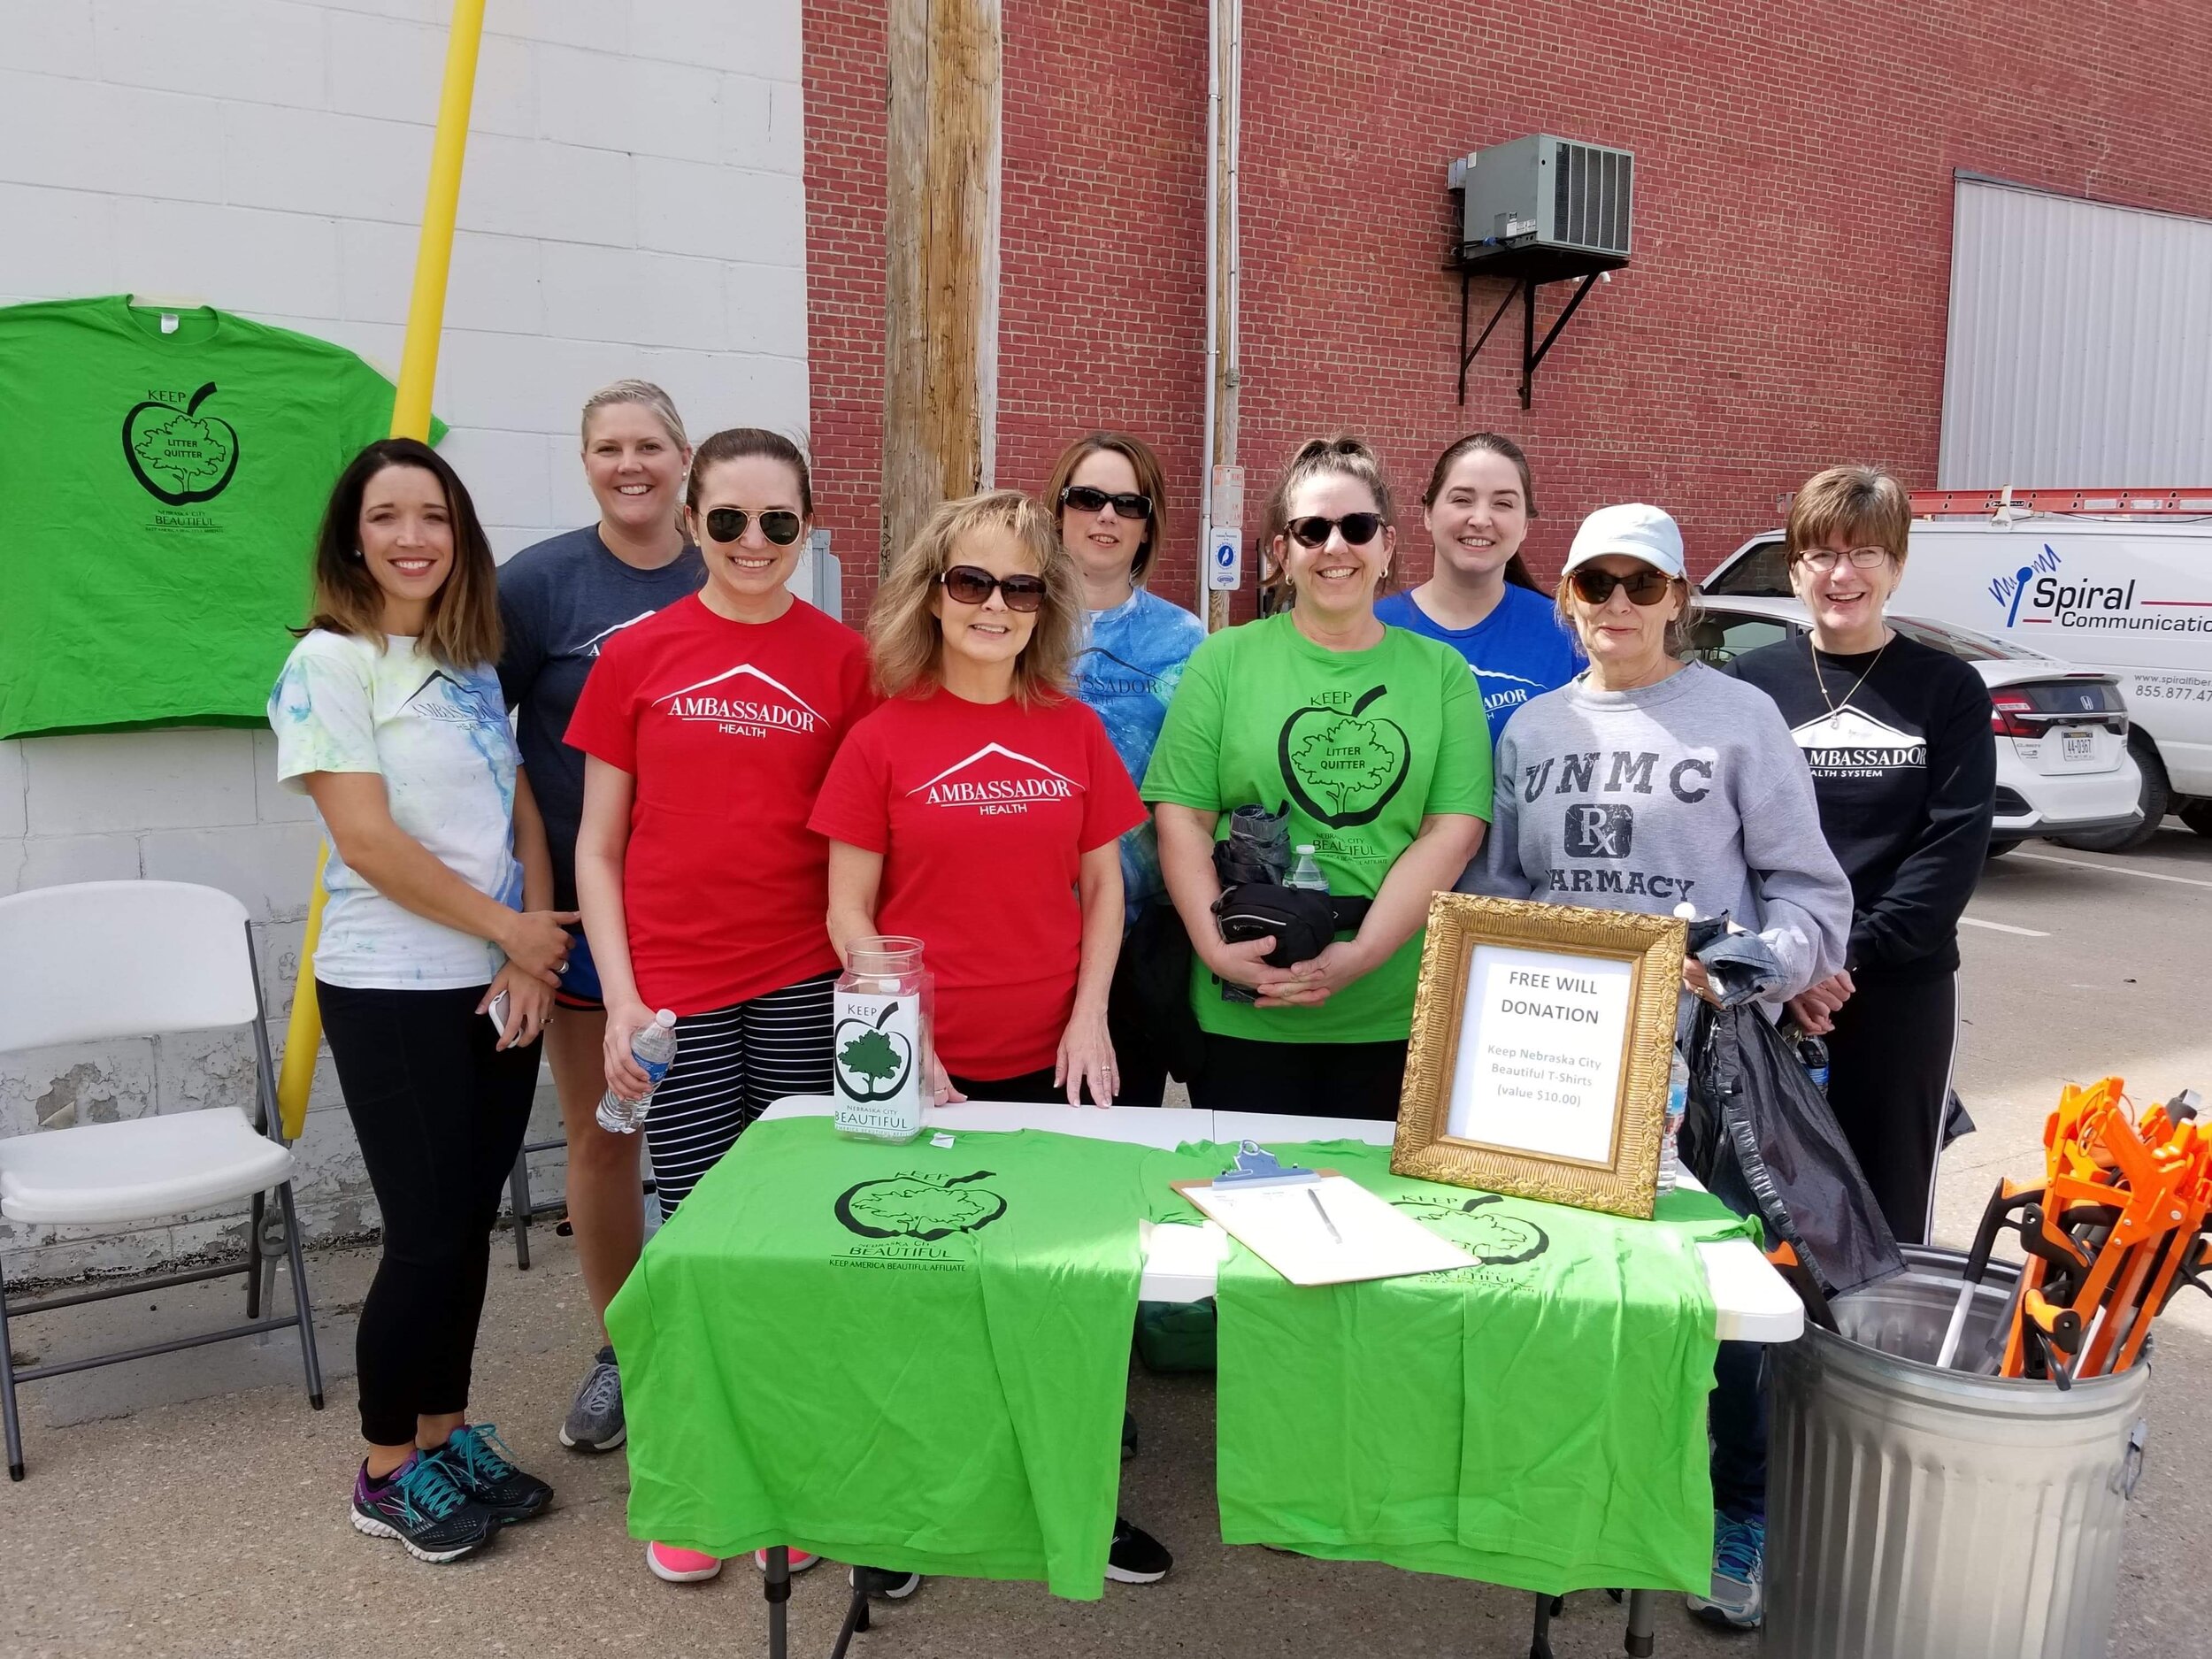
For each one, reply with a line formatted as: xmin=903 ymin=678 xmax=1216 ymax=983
xmin=1460 ymin=661 xmax=1853 ymax=1002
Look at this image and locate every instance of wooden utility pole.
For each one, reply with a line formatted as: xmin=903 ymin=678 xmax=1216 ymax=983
xmin=880 ymin=0 xmax=1002 ymax=574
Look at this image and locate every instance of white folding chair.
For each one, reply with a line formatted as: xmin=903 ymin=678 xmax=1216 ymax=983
xmin=0 ymin=880 xmax=324 ymax=1479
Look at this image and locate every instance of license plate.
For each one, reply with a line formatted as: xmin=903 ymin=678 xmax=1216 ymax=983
xmin=2062 ymin=728 xmax=2095 ymax=762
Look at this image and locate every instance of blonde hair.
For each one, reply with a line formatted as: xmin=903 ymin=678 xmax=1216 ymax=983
xmin=580 ymin=380 xmax=687 ymax=449
xmin=868 ymin=490 xmax=1079 ymax=707
xmin=1261 ymin=434 xmax=1396 ymax=605
xmin=1787 ymin=465 xmax=1910 ymax=565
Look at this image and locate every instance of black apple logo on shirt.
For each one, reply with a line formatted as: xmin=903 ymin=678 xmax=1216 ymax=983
xmin=122 ymin=381 xmax=241 ymax=505
xmin=1279 ymin=684 xmax=1410 ymax=828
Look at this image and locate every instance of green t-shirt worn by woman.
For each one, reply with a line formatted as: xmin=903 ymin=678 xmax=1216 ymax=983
xmin=1141 ymin=611 xmax=1492 ymax=1044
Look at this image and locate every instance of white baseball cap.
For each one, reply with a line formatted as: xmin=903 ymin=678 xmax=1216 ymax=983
xmin=1563 ymin=503 xmax=1686 ymax=579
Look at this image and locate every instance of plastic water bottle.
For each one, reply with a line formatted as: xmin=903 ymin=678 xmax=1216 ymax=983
xmin=1793 ymin=1030 xmax=1832 ymax=1093
xmin=1657 ymin=1044 xmax=1689 ymax=1194
xmin=596 ymin=1010 xmax=679 ymax=1133
xmin=1286 ymin=844 xmax=1329 ymax=892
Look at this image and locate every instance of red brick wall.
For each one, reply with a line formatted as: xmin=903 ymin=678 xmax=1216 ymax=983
xmin=805 ymin=0 xmax=2212 ymax=617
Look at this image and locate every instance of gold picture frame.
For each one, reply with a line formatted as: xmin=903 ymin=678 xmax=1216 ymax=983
xmin=1392 ymin=893 xmax=1687 ymax=1220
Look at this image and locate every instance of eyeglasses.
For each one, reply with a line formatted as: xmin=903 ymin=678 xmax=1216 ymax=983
xmin=939 ymin=565 xmax=1048 ymax=612
xmin=1569 ymin=567 xmax=1676 ymax=606
xmin=1061 ymin=485 xmax=1153 ymax=519
xmin=1794 ymin=545 xmax=1892 ymax=572
xmin=703 ymin=507 xmax=804 ymax=547
xmin=1285 ymin=513 xmax=1385 ymax=549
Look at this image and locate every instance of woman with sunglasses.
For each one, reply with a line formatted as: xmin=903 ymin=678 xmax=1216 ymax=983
xmin=498 ymin=380 xmax=702 ymax=1458
xmin=813 ymin=489 xmax=1143 ymax=1109
xmin=1723 ymin=466 xmax=1994 ymax=1248
xmin=1465 ymin=503 xmax=1850 ymax=1634
xmin=1048 ymin=432 xmax=1207 ymax=1105
xmin=565 ymin=427 xmax=874 ymax=1587
xmin=810 ymin=489 xmax=1171 ymax=1592
xmin=1146 ymin=436 xmax=1491 ymax=1118
xmin=1376 ymin=433 xmax=1583 ymax=743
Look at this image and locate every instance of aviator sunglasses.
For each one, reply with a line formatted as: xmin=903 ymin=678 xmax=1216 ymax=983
xmin=1060 ymin=484 xmax=1154 ymax=519
xmin=703 ymin=506 xmax=805 ymax=547
xmin=1569 ymin=566 xmax=1676 ymax=606
xmin=939 ymin=565 xmax=1048 ymax=612
xmin=1285 ymin=512 xmax=1386 ymax=549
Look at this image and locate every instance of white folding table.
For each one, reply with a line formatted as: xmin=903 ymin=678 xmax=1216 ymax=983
xmin=758 ymin=1096 xmax=1804 ymax=1343
xmin=747 ymin=1097 xmax=1803 ymax=1659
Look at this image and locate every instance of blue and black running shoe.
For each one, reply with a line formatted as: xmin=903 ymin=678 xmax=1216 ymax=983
xmin=428 ymin=1424 xmax=554 ymax=1525
xmin=351 ymin=1453 xmax=496 ymax=1563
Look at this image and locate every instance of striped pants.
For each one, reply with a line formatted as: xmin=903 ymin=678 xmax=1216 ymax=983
xmin=644 ymin=970 xmax=835 ymax=1218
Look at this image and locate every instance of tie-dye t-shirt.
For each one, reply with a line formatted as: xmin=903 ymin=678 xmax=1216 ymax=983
xmin=1074 ymin=588 xmax=1206 ymax=921
xmin=269 ymin=629 xmax=523 ymax=990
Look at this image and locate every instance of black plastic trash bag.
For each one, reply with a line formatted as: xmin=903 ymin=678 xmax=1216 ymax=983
xmin=1681 ymin=1002 xmax=1904 ymax=1298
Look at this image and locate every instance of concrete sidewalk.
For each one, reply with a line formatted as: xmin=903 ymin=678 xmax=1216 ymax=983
xmin=1 ymin=1224 xmax=2205 ymax=1659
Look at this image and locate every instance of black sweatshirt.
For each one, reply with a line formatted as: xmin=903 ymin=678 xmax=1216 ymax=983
xmin=1724 ymin=633 xmax=1995 ymax=981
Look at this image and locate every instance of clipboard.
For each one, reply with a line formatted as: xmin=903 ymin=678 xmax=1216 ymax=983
xmin=1171 ymin=1142 xmax=1478 ymax=1287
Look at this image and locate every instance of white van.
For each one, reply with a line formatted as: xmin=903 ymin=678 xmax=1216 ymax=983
xmin=1706 ymin=503 xmax=2212 ymax=849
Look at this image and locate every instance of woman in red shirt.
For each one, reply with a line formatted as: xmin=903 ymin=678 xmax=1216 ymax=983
xmin=811 ymin=489 xmax=1141 ymax=1106
xmin=570 ymin=427 xmax=872 ymax=1209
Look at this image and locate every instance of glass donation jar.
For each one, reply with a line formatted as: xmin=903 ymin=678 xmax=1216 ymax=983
xmin=832 ymin=935 xmax=934 ymax=1144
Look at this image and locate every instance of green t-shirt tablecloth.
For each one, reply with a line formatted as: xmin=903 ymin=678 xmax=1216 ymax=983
xmin=1172 ymin=1140 xmax=1759 ymax=1594
xmin=0 ymin=296 xmax=426 ymax=737
xmin=607 ymin=1117 xmax=1171 ymax=1600
xmin=1141 ymin=611 xmax=1493 ymax=1043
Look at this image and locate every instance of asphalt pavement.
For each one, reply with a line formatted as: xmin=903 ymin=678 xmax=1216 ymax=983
xmin=0 ymin=822 xmax=2207 ymax=1659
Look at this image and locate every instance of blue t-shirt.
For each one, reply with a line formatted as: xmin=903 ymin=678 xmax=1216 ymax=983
xmin=1074 ymin=588 xmax=1207 ymax=921
xmin=496 ymin=526 xmax=704 ymax=908
xmin=1375 ymin=583 xmax=1585 ymax=744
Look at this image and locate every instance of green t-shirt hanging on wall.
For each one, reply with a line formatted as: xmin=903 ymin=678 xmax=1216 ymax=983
xmin=1141 ymin=611 xmax=1494 ymax=1043
xmin=1167 ymin=1139 xmax=1758 ymax=1594
xmin=607 ymin=1116 xmax=1167 ymax=1601
xmin=0 ymin=296 xmax=426 ymax=737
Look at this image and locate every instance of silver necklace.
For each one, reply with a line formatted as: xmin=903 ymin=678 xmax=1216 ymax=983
xmin=1808 ymin=630 xmax=1889 ymax=726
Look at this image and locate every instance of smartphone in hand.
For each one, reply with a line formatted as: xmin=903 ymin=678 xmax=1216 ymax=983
xmin=487 ymin=989 xmax=511 ymax=1041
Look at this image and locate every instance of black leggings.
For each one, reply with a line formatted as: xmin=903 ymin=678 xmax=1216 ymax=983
xmin=1824 ymin=972 xmax=1958 ymax=1248
xmin=1187 ymin=1033 xmax=1409 ymax=1120
xmin=318 ymin=980 xmax=541 ymax=1447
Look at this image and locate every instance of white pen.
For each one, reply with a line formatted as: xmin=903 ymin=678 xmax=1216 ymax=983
xmin=1307 ymin=1185 xmax=1344 ymax=1245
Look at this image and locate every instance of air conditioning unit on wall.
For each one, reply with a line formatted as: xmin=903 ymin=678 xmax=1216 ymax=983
xmin=1450 ymin=134 xmax=1633 ymax=273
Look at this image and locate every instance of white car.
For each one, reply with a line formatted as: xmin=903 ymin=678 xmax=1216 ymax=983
xmin=1688 ymin=596 xmax=2143 ymax=855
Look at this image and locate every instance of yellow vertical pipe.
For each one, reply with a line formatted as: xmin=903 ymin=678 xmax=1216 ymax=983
xmin=278 ymin=0 xmax=487 ymax=1138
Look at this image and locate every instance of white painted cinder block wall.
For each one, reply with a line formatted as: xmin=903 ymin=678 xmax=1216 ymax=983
xmin=0 ymin=0 xmax=810 ymax=1279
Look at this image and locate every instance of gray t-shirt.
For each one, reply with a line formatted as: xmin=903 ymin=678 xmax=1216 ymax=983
xmin=1461 ymin=660 xmax=1852 ymax=1001
xmin=497 ymin=526 xmax=703 ymax=907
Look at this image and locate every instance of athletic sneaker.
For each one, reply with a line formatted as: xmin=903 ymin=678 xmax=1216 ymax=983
xmin=648 ymin=1541 xmax=723 ymax=1583
xmin=754 ymin=1548 xmax=821 ymax=1573
xmin=560 ymin=1347 xmax=626 ymax=1451
xmin=1687 ymin=1513 xmax=1765 ymax=1629
xmin=1105 ymin=1515 xmax=1173 ymax=1584
xmin=350 ymin=1453 xmax=497 ymax=1563
xmin=427 ymin=1424 xmax=553 ymax=1525
xmin=850 ymin=1566 xmax=923 ymax=1599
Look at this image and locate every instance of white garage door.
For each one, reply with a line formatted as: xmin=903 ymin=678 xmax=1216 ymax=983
xmin=1939 ymin=175 xmax=2212 ymax=488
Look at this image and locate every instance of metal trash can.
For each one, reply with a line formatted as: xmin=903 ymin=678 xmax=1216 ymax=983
xmin=1763 ymin=1248 xmax=2149 ymax=1659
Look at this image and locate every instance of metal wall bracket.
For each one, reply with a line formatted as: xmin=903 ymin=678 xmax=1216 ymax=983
xmin=1457 ymin=268 xmax=1601 ymax=410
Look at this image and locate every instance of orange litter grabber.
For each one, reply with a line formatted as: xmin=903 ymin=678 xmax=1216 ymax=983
xmin=1981 ymin=1079 xmax=2209 ymax=1387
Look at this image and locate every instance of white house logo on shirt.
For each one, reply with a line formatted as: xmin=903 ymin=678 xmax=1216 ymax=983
xmin=909 ymin=743 xmax=1079 ymax=816
xmin=651 ymin=664 xmax=822 ymax=737
xmin=578 ymin=611 xmax=657 ymax=657
xmin=1475 ymin=664 xmax=1548 ymax=721
xmin=405 ymin=668 xmax=503 ymax=728
xmin=1789 ymin=707 xmax=1926 ymax=780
